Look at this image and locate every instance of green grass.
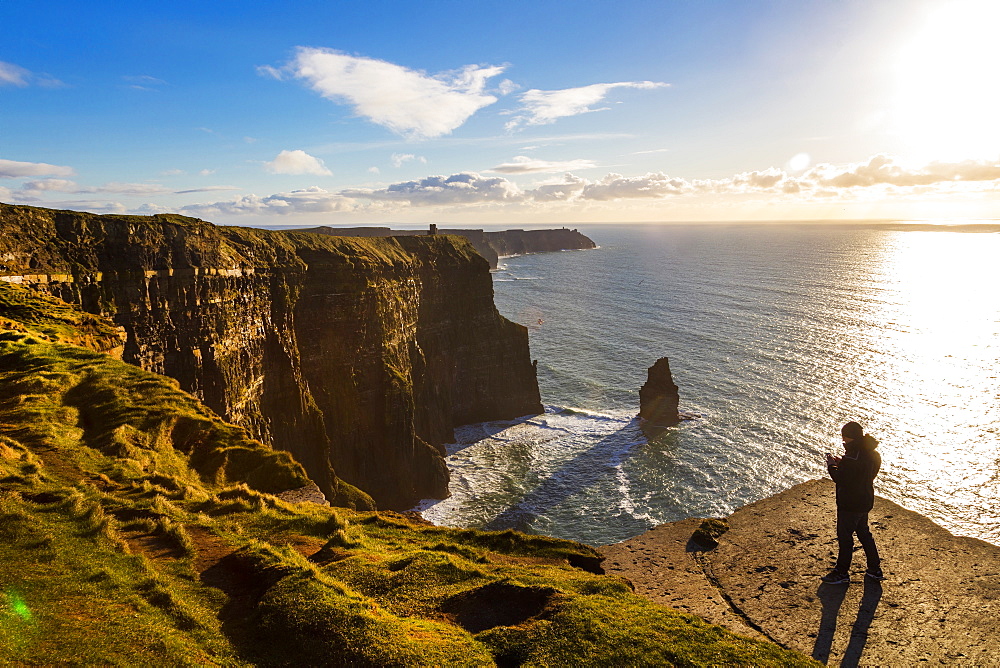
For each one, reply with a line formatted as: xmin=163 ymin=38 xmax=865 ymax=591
xmin=0 ymin=281 xmax=123 ymax=353
xmin=0 ymin=255 xmax=818 ymax=666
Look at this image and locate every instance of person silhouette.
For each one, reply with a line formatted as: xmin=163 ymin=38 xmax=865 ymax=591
xmin=821 ymin=421 xmax=885 ymax=584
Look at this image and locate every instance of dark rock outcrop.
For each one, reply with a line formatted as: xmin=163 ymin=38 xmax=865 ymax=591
xmin=0 ymin=203 xmax=543 ymax=509
xmin=293 ymin=225 xmax=596 ymax=269
xmin=600 ymin=480 xmax=1000 ymax=665
xmin=638 ymin=357 xmax=680 ymax=427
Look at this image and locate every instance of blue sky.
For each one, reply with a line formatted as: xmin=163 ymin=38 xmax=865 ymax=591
xmin=2 ymin=0 xmax=998 ymax=224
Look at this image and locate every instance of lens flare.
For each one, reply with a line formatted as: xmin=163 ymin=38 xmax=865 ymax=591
xmin=9 ymin=592 xmax=32 ymax=622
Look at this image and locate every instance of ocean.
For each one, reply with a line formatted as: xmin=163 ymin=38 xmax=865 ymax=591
xmin=416 ymin=222 xmax=1000 ymax=547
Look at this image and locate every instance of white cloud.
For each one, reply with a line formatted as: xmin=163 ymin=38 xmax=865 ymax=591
xmin=265 ymin=149 xmax=332 ymax=176
xmin=161 ymin=168 xmax=185 ymax=176
xmin=10 ymin=172 xmax=239 ymax=205
xmin=531 ymin=174 xmax=588 ymax=201
xmin=0 ymin=158 xmax=75 ymax=178
xmin=90 ymin=182 xmax=172 ymax=195
xmin=123 ymin=75 xmax=167 ymax=91
xmin=0 ymin=61 xmax=63 ymax=88
xmin=199 ymin=169 xmax=216 ymax=176
xmin=278 ymin=48 xmax=505 ymax=138
xmin=368 ymin=166 xmax=380 ymax=175
xmin=183 ymin=186 xmax=358 ymax=216
xmin=0 ymin=61 xmax=30 ymax=87
xmin=390 ymin=153 xmax=427 ymax=168
xmin=343 ymin=172 xmax=523 ymax=206
xmin=491 ymin=156 xmax=597 ymax=174
xmin=579 ymin=172 xmax=691 ymax=200
xmin=20 ymin=178 xmax=78 ymax=192
xmin=174 ymin=186 xmax=242 ymax=194
xmin=497 ymin=79 xmax=519 ymax=95
xmin=256 ymin=65 xmax=284 ymax=80
xmin=728 ymin=167 xmax=786 ymax=190
xmin=809 ymin=154 xmax=1000 ymax=188
xmin=123 ymin=75 xmax=166 ymax=85
xmin=506 ymin=81 xmax=668 ymax=130
xmin=133 ymin=203 xmax=174 ymax=214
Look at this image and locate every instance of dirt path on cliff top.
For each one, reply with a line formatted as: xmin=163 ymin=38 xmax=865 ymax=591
xmin=599 ymin=479 xmax=1000 ymax=666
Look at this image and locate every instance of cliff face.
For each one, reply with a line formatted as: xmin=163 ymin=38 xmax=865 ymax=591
xmin=0 ymin=203 xmax=542 ymax=509
xmin=485 ymin=228 xmax=596 ymax=259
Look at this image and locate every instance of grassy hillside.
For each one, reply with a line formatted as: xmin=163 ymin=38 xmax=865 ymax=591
xmin=0 ymin=281 xmax=816 ymax=666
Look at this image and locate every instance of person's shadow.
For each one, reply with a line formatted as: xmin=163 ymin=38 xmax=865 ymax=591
xmin=811 ymin=578 xmax=883 ymax=665
xmin=841 ymin=579 xmax=883 ymax=667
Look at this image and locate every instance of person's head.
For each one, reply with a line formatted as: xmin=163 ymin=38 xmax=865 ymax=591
xmin=841 ymin=421 xmax=864 ymax=443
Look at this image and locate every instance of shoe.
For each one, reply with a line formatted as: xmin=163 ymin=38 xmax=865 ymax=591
xmin=865 ymin=568 xmax=886 ymax=581
xmin=820 ymin=569 xmax=850 ymax=584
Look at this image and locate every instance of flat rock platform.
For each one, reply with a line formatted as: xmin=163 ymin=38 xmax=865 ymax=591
xmin=598 ymin=479 xmax=1000 ymax=666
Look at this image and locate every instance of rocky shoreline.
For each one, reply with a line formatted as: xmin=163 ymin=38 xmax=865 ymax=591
xmin=599 ymin=479 xmax=1000 ymax=665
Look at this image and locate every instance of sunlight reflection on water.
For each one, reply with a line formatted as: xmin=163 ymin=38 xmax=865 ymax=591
xmin=858 ymin=231 xmax=1000 ymax=539
xmin=419 ymin=225 xmax=1000 ymax=546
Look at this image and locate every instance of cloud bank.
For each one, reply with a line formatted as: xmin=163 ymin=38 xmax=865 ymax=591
xmin=12 ymin=154 xmax=998 ymax=220
xmin=343 ymin=173 xmax=522 ymax=205
xmin=182 ymin=154 xmax=1000 ymax=217
xmin=183 ymin=187 xmax=359 ymax=217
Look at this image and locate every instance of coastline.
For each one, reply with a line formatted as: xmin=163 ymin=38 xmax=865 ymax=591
xmin=599 ymin=479 xmax=1000 ymax=665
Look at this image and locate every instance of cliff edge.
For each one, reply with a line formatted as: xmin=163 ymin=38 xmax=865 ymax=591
xmin=599 ymin=479 xmax=1000 ymax=665
xmin=0 ymin=203 xmax=543 ymax=509
xmin=0 ymin=287 xmax=814 ymax=665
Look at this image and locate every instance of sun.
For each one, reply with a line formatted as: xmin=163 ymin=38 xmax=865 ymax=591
xmin=890 ymin=0 xmax=1000 ymax=163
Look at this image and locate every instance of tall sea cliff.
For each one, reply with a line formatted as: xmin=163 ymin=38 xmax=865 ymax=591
xmin=293 ymin=225 xmax=597 ymax=269
xmin=0 ymin=203 xmax=542 ymax=508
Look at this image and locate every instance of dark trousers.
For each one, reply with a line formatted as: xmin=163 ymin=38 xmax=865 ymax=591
xmin=835 ymin=510 xmax=880 ymax=572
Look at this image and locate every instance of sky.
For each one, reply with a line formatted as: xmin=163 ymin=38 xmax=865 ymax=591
xmin=2 ymin=0 xmax=999 ymax=226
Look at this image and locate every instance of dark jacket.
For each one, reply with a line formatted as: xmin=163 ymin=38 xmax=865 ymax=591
xmin=827 ymin=434 xmax=881 ymax=512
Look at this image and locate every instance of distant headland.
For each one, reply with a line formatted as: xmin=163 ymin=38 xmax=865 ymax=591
xmin=291 ymin=225 xmax=597 ymax=268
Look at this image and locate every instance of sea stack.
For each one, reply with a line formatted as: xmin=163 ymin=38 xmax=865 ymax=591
xmin=638 ymin=357 xmax=680 ymax=427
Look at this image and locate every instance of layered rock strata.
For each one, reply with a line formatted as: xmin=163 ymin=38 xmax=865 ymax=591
xmin=0 ymin=203 xmax=543 ymax=509
xmin=294 ymin=225 xmax=597 ymax=269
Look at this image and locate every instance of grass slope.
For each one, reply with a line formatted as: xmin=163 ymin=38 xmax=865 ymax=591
xmin=0 ymin=283 xmax=817 ymax=666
